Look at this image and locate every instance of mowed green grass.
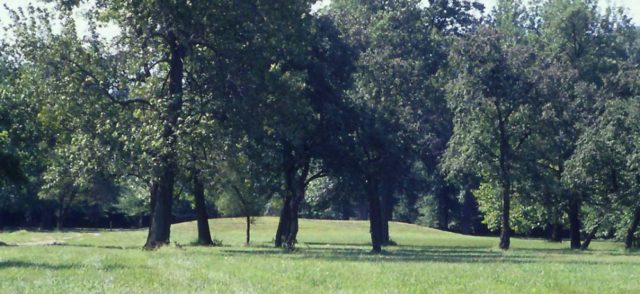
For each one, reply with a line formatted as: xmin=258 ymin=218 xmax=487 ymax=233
xmin=1 ymin=217 xmax=639 ymax=293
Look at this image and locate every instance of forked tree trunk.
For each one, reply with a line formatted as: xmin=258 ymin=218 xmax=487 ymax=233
xmin=193 ymin=168 xmax=213 ymax=246
xmin=625 ymin=206 xmax=640 ymax=249
xmin=144 ymin=31 xmax=183 ymax=250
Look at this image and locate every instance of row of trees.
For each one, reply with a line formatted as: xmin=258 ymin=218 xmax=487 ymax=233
xmin=1 ymin=0 xmax=640 ymax=251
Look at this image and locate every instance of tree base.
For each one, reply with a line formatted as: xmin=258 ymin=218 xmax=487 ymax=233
xmin=143 ymin=240 xmax=169 ymax=250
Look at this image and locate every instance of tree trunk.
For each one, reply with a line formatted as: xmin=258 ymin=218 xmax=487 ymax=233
xmin=550 ymin=222 xmax=563 ymax=242
xmin=56 ymin=190 xmax=76 ymax=231
xmin=367 ymin=176 xmax=383 ymax=253
xmin=285 ymin=197 xmax=300 ymax=250
xmin=145 ymin=170 xmax=174 ymax=249
xmin=569 ymin=194 xmax=581 ymax=249
xmin=193 ymin=168 xmax=213 ymax=246
xmin=144 ymin=32 xmax=183 ymax=250
xmin=380 ymin=182 xmax=393 ymax=245
xmin=275 ymin=196 xmax=291 ymax=247
xmin=580 ymin=225 xmax=598 ymax=250
xmin=625 ymin=206 xmax=640 ymax=249
xmin=57 ymin=194 xmax=65 ymax=231
xmin=437 ymin=187 xmax=449 ymax=231
xmin=548 ymin=206 xmax=563 ymax=242
xmin=499 ymin=182 xmax=511 ymax=250
xmin=497 ymin=109 xmax=511 ymax=250
xmin=340 ymin=197 xmax=351 ymax=220
xmin=461 ymin=187 xmax=476 ymax=235
xmin=380 ymin=204 xmax=390 ymax=245
xmin=246 ymin=215 xmax=251 ymax=245
xmin=280 ymin=152 xmax=309 ymax=251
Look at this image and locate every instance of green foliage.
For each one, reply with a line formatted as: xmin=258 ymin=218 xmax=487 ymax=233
xmin=3 ymin=0 xmax=640 ymax=251
xmin=112 ymin=179 xmax=149 ymax=223
xmin=215 ymin=147 xmax=271 ymax=219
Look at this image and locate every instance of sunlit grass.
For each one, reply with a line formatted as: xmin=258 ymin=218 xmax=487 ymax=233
xmin=1 ymin=217 xmax=639 ymax=293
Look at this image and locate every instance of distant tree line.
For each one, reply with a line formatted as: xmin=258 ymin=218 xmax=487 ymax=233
xmin=1 ymin=0 xmax=640 ymax=251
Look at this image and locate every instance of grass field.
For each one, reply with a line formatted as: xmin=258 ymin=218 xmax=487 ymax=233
xmin=1 ymin=217 xmax=639 ymax=293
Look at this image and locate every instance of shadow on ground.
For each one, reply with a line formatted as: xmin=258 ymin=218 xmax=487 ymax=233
xmin=216 ymin=244 xmax=639 ymax=265
xmin=0 ymin=260 xmax=135 ymax=271
xmin=49 ymin=243 xmax=140 ymax=250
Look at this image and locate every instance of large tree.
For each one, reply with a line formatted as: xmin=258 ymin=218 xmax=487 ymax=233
xmin=443 ymin=26 xmax=541 ymax=249
xmin=532 ymin=0 xmax=635 ymax=248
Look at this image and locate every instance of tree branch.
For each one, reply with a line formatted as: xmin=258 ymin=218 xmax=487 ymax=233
xmin=305 ymin=170 xmax=327 ymax=188
xmin=60 ymin=56 xmax=153 ymax=108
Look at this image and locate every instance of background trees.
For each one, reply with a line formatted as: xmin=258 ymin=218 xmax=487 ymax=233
xmin=2 ymin=0 xmax=640 ymax=251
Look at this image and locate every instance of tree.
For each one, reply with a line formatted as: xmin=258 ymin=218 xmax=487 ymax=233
xmin=565 ymin=66 xmax=640 ymax=249
xmin=7 ymin=0 xmax=321 ymax=248
xmin=0 ymin=53 xmax=27 ymax=187
xmin=216 ymin=141 xmax=274 ymax=245
xmin=533 ymin=0 xmax=636 ymax=248
xmin=443 ymin=27 xmax=540 ymax=249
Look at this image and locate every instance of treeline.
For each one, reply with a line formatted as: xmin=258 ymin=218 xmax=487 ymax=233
xmin=1 ymin=0 xmax=640 ymax=251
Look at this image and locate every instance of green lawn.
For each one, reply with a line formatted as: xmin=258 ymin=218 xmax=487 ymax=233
xmin=1 ymin=217 xmax=639 ymax=293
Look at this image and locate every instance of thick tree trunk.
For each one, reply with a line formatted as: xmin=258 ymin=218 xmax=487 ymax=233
xmin=380 ymin=205 xmax=390 ymax=245
xmin=625 ymin=206 xmax=640 ymax=249
xmin=499 ymin=183 xmax=511 ymax=250
xmin=144 ymin=32 xmax=183 ymax=250
xmin=367 ymin=176 xmax=383 ymax=253
xmin=280 ymin=153 xmax=309 ymax=251
xmin=285 ymin=197 xmax=301 ymax=250
xmin=246 ymin=215 xmax=251 ymax=245
xmin=380 ymin=183 xmax=393 ymax=245
xmin=145 ymin=169 xmax=174 ymax=249
xmin=193 ymin=169 xmax=213 ymax=246
xmin=275 ymin=196 xmax=291 ymax=247
xmin=569 ymin=195 xmax=581 ymax=249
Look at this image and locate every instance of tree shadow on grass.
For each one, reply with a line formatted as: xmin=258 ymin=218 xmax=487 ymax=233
xmin=217 ymin=244 xmax=640 ymax=266
xmin=0 ymin=260 xmax=133 ymax=271
xmin=49 ymin=243 xmax=140 ymax=250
